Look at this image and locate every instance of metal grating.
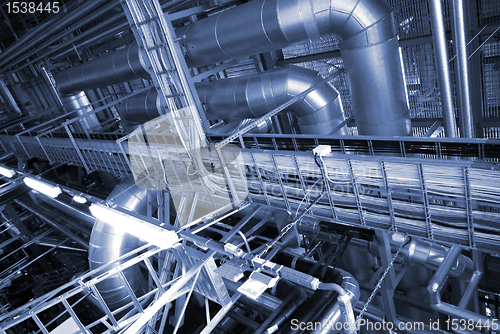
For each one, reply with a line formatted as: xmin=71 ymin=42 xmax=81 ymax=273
xmin=482 ymin=39 xmax=500 ymax=119
xmin=225 ymin=58 xmax=259 ymax=78
xmin=478 ymin=0 xmax=500 ymax=25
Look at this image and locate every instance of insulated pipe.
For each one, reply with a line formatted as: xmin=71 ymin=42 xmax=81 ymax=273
xmin=365 ymin=236 xmax=473 ymax=279
xmin=55 ymin=42 xmax=150 ymax=95
xmin=60 ymin=92 xmax=101 ymax=130
xmin=88 ymin=178 xmax=150 ymax=310
xmin=429 ymin=0 xmax=458 ymax=138
xmin=118 ymin=88 xmax=163 ymax=125
xmin=117 ymin=65 xmax=346 ymax=136
xmin=177 ymin=0 xmax=411 ymax=136
xmin=196 ymin=66 xmax=347 ymax=136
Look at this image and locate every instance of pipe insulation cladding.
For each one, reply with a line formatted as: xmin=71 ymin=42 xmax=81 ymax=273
xmin=88 ymin=178 xmax=150 ymax=310
xmin=54 ymin=0 xmax=411 ymax=137
xmin=177 ymin=0 xmax=412 ymax=136
xmin=196 ymin=66 xmax=348 ymax=136
xmin=55 ymin=41 xmax=150 ymax=95
xmin=117 ymin=65 xmax=347 ymax=136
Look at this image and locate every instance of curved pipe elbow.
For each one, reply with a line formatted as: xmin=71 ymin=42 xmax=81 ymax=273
xmin=88 ymin=178 xmax=152 ymax=310
xmin=197 ymin=65 xmax=347 ymax=135
xmin=179 ymin=0 xmax=396 ymax=65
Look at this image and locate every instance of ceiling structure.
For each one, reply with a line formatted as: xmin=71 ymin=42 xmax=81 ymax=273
xmin=0 ymin=0 xmax=499 ymax=333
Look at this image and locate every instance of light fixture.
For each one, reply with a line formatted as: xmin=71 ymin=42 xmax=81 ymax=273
xmin=0 ymin=165 xmax=15 ymax=178
xmin=23 ymin=177 xmax=62 ymax=198
xmin=89 ymin=203 xmax=179 ymax=249
xmin=73 ymin=195 xmax=87 ymax=204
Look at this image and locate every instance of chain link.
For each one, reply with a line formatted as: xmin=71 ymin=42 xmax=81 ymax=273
xmin=355 ymin=241 xmax=405 ymax=323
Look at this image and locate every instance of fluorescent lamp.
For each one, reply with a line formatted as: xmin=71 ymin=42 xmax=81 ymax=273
xmin=24 ymin=177 xmax=62 ymax=198
xmin=0 ymin=165 xmax=15 ymax=178
xmin=73 ymin=195 xmax=87 ymax=204
xmin=89 ymin=203 xmax=179 ymax=249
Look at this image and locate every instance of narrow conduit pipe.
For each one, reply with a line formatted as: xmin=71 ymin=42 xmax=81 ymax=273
xmin=451 ymin=0 xmax=473 ymax=138
xmin=429 ymin=0 xmax=458 ymax=138
xmin=0 ymin=0 xmax=110 ymax=69
xmin=177 ymin=0 xmax=411 ymax=136
xmin=88 ymin=178 xmax=151 ymax=310
xmin=427 ymin=246 xmax=490 ymax=324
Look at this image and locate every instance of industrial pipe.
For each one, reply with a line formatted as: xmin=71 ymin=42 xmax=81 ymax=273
xmin=60 ymin=92 xmax=101 ymax=131
xmin=55 ymin=42 xmax=150 ymax=95
xmin=0 ymin=0 xmax=111 ymax=69
xmin=196 ymin=66 xmax=347 ymax=136
xmin=115 ymin=65 xmax=346 ymax=136
xmin=429 ymin=0 xmax=458 ymax=138
xmin=118 ymin=88 xmax=163 ymax=125
xmin=366 ymin=235 xmax=474 ymax=279
xmin=177 ymin=0 xmax=411 ymax=136
xmin=88 ymin=178 xmax=151 ymax=310
xmin=452 ymin=0 xmax=473 ymax=138
xmin=274 ymin=252 xmax=360 ymax=334
xmin=427 ymin=246 xmax=490 ymax=324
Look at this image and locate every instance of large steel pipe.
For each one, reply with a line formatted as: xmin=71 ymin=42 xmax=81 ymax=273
xmin=197 ymin=66 xmax=347 ymax=135
xmin=118 ymin=88 xmax=163 ymax=125
xmin=119 ymin=65 xmax=346 ymax=135
xmin=55 ymin=42 xmax=150 ymax=95
xmin=88 ymin=178 xmax=150 ymax=310
xmin=177 ymin=0 xmax=411 ymax=136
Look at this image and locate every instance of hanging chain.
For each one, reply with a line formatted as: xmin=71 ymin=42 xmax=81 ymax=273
xmin=355 ymin=241 xmax=405 ymax=323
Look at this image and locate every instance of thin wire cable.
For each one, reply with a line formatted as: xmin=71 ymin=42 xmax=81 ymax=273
xmin=355 ymin=240 xmax=407 ymax=323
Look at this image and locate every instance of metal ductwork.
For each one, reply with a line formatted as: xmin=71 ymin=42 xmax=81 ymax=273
xmin=196 ymin=65 xmax=347 ymax=136
xmin=60 ymin=92 xmax=101 ymax=130
xmin=177 ymin=0 xmax=411 ymax=136
xmin=88 ymin=178 xmax=150 ymax=310
xmin=116 ymin=65 xmax=346 ymax=136
xmin=55 ymin=41 xmax=150 ymax=95
xmin=118 ymin=87 xmax=163 ymax=125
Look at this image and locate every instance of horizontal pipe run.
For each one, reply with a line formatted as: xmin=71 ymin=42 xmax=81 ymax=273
xmin=55 ymin=42 xmax=150 ymax=95
xmin=13 ymin=199 xmax=89 ymax=249
xmin=0 ymin=0 xmax=111 ymax=68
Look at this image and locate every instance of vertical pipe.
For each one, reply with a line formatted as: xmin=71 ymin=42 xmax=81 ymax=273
xmin=0 ymin=80 xmax=21 ymax=114
xmin=429 ymin=0 xmax=458 ymax=137
xmin=452 ymin=0 xmax=474 ymax=138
